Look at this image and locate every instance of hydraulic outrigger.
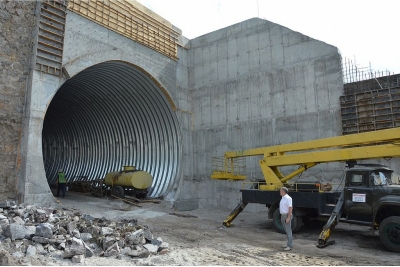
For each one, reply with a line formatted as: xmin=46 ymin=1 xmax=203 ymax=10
xmin=211 ymin=127 xmax=400 ymax=248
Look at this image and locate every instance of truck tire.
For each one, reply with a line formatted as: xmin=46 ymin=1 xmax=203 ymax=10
xmin=379 ymin=216 xmax=400 ymax=252
xmin=273 ymin=209 xmax=303 ymax=234
xmin=112 ymin=186 xmax=125 ymax=198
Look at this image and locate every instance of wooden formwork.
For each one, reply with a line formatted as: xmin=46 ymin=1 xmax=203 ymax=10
xmin=68 ymin=0 xmax=179 ymax=60
xmin=340 ymin=87 xmax=400 ymax=135
xmin=36 ymin=0 xmax=67 ymax=76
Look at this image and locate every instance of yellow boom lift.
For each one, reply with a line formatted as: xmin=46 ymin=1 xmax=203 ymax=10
xmin=211 ymin=127 xmax=400 ymax=252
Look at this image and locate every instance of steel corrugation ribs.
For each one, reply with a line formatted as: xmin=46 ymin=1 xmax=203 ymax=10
xmin=42 ymin=61 xmax=181 ymax=197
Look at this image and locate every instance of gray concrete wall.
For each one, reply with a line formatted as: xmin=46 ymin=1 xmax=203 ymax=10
xmin=183 ymin=18 xmax=344 ymax=211
xmin=0 ymin=1 xmax=36 ymax=201
xmin=170 ymin=37 xmax=194 ymax=202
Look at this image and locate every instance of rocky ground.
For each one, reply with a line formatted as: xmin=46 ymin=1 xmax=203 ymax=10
xmin=0 ymin=197 xmax=168 ymax=266
xmin=1 ymin=192 xmax=399 ymax=265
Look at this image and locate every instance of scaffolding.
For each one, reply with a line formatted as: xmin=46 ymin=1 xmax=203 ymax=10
xmin=340 ymin=58 xmax=400 ymax=135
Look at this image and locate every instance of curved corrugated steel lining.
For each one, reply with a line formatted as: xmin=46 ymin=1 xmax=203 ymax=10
xmin=42 ymin=61 xmax=181 ymax=197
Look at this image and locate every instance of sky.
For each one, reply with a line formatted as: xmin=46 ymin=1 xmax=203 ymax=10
xmin=138 ymin=0 xmax=400 ymax=75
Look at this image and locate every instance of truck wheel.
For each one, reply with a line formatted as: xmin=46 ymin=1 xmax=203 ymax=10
xmin=272 ymin=209 xmax=303 ymax=234
xmin=112 ymin=186 xmax=125 ymax=198
xmin=379 ymin=216 xmax=400 ymax=252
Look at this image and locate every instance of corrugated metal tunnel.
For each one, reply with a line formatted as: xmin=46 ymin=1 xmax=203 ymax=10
xmin=42 ymin=61 xmax=181 ymax=197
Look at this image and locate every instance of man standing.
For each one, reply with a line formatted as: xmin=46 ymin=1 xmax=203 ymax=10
xmin=279 ymin=187 xmax=293 ymax=250
xmin=56 ymin=169 xmax=67 ymax=198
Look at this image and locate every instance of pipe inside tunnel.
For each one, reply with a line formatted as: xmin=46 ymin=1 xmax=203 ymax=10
xmin=42 ymin=61 xmax=181 ymax=197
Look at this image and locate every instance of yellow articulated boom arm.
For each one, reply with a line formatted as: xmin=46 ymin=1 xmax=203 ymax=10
xmin=211 ymin=127 xmax=400 ymax=190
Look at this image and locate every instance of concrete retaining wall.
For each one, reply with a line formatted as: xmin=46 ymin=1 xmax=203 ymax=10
xmin=180 ymin=18 xmax=344 ymax=210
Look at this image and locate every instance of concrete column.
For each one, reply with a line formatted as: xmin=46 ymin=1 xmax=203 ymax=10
xmin=18 ymin=71 xmax=64 ymax=205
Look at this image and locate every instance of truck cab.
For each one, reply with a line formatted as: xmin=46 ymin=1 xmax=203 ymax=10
xmin=342 ymin=166 xmax=400 ymax=252
xmin=344 ymin=166 xmax=393 ymax=221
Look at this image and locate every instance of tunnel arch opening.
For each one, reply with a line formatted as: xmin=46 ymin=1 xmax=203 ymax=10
xmin=42 ymin=61 xmax=181 ymax=197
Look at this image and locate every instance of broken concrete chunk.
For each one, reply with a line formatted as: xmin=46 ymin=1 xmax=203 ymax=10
xmin=126 ymin=229 xmax=143 ymax=245
xmin=64 ymin=237 xmax=86 ymax=258
xmin=48 ymin=214 xmax=59 ymax=223
xmin=36 ymin=209 xmax=46 ymax=215
xmin=25 ymin=225 xmax=36 ymax=239
xmin=143 ymin=243 xmax=159 ymax=253
xmin=104 ymin=242 xmax=120 ymax=257
xmin=0 ymin=219 xmax=10 ymax=230
xmin=0 ymin=214 xmax=7 ymax=220
xmin=102 ymin=236 xmax=115 ymax=251
xmin=58 ymin=226 xmax=67 ymax=235
xmin=51 ymin=250 xmax=64 ymax=259
xmin=80 ymin=233 xmax=93 ymax=242
xmin=26 ymin=245 xmax=36 ymax=256
xmin=120 ymin=247 xmax=131 ymax=255
xmin=5 ymin=223 xmax=25 ymax=240
xmin=71 ymin=237 xmax=85 ymax=253
xmin=82 ymin=240 xmax=94 ymax=258
xmin=151 ymin=238 xmax=162 ymax=246
xmin=72 ymin=229 xmax=80 ymax=238
xmin=117 ymin=239 xmax=125 ymax=249
xmin=13 ymin=216 xmax=25 ymax=225
xmin=67 ymin=221 xmax=76 ymax=235
xmin=35 ymin=223 xmax=54 ymax=239
xmin=47 ymin=245 xmax=56 ymax=252
xmin=86 ymin=225 xmax=101 ymax=238
xmin=35 ymin=243 xmax=47 ymax=255
xmin=15 ymin=209 xmax=26 ymax=217
xmin=101 ymin=227 xmax=114 ymax=236
xmin=160 ymin=242 xmax=169 ymax=249
xmin=142 ymin=228 xmax=153 ymax=241
xmin=26 ymin=205 xmax=37 ymax=214
xmin=59 ymin=242 xmax=66 ymax=250
xmin=71 ymin=254 xmax=85 ymax=264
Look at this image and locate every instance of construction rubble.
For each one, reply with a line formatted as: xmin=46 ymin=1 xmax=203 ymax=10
xmin=0 ymin=200 xmax=169 ymax=265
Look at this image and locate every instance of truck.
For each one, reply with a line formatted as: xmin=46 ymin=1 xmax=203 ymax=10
xmin=211 ymin=127 xmax=400 ymax=252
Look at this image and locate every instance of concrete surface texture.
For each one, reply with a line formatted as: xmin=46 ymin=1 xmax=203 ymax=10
xmin=181 ymin=18 xmax=344 ymax=210
xmin=1 ymin=1 xmax=354 ymax=210
xmin=0 ymin=1 xmax=36 ymax=201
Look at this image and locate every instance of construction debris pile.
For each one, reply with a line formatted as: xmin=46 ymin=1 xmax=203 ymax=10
xmin=0 ymin=200 xmax=169 ymax=265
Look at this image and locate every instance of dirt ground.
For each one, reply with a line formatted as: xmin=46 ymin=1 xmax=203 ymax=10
xmin=43 ymin=192 xmax=398 ymax=266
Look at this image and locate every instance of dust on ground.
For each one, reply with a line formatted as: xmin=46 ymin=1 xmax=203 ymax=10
xmin=53 ymin=192 xmax=398 ymax=266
